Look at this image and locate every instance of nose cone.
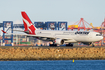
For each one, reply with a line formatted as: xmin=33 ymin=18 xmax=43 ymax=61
xmin=96 ymin=36 xmax=103 ymax=41
xmin=100 ymin=36 xmax=103 ymax=40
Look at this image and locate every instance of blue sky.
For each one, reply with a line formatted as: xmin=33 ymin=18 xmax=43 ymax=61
xmin=0 ymin=0 xmax=105 ymax=27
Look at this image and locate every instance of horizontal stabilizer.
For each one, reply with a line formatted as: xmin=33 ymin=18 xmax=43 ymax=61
xmin=1 ymin=30 xmax=6 ymax=33
xmin=13 ymin=30 xmax=24 ymax=32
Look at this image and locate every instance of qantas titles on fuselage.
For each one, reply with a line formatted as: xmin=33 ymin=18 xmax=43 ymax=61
xmin=75 ymin=31 xmax=89 ymax=35
xmin=63 ymin=31 xmax=89 ymax=35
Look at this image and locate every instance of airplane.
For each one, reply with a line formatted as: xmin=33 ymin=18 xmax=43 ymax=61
xmin=2 ymin=11 xmax=103 ymax=47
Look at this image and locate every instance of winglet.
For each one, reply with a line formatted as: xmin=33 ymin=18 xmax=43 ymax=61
xmin=1 ymin=30 xmax=6 ymax=33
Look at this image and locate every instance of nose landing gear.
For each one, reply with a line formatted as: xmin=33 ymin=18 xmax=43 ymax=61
xmin=92 ymin=42 xmax=95 ymax=47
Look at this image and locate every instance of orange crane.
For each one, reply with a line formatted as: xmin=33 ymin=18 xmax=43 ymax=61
xmin=68 ymin=18 xmax=92 ymax=31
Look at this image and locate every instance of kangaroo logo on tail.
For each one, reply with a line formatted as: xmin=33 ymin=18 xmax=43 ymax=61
xmin=21 ymin=11 xmax=37 ymax=34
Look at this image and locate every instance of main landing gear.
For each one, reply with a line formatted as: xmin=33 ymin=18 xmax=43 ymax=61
xmin=49 ymin=44 xmax=57 ymax=46
xmin=92 ymin=43 xmax=95 ymax=47
xmin=49 ymin=42 xmax=57 ymax=46
xmin=92 ymin=44 xmax=95 ymax=47
xmin=66 ymin=43 xmax=73 ymax=47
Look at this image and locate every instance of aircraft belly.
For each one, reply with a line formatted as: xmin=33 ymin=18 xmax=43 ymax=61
xmin=55 ymin=35 xmax=70 ymax=38
xmin=64 ymin=39 xmax=77 ymax=43
xmin=87 ymin=37 xmax=97 ymax=42
xmin=75 ymin=36 xmax=90 ymax=42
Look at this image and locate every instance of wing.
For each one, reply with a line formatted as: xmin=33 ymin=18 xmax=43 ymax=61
xmin=1 ymin=30 xmax=73 ymax=41
xmin=2 ymin=30 xmax=55 ymax=38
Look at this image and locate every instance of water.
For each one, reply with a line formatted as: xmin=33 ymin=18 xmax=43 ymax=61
xmin=0 ymin=60 xmax=105 ymax=70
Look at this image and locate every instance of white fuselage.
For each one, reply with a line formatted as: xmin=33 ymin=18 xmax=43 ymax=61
xmin=35 ymin=30 xmax=103 ymax=43
xmin=21 ymin=11 xmax=103 ymax=45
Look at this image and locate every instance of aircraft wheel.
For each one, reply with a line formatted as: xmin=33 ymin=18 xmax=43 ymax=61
xmin=49 ymin=44 xmax=57 ymax=47
xmin=66 ymin=43 xmax=73 ymax=47
xmin=91 ymin=43 xmax=95 ymax=47
xmin=92 ymin=44 xmax=95 ymax=47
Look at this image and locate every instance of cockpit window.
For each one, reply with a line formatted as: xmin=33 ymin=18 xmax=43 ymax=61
xmin=96 ymin=34 xmax=102 ymax=36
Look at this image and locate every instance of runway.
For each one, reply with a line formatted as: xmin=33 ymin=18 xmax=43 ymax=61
xmin=0 ymin=45 xmax=105 ymax=49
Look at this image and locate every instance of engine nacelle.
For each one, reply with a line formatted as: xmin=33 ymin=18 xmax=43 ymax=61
xmin=82 ymin=42 xmax=92 ymax=45
xmin=55 ymin=38 xmax=64 ymax=45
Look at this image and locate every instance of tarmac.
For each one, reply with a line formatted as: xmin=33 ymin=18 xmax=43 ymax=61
xmin=0 ymin=45 xmax=104 ymax=49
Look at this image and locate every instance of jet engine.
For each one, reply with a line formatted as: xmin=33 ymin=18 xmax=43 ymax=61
xmin=55 ymin=38 xmax=64 ymax=45
xmin=82 ymin=42 xmax=92 ymax=45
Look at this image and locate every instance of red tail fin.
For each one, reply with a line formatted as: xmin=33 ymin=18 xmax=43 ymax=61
xmin=21 ymin=11 xmax=37 ymax=34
